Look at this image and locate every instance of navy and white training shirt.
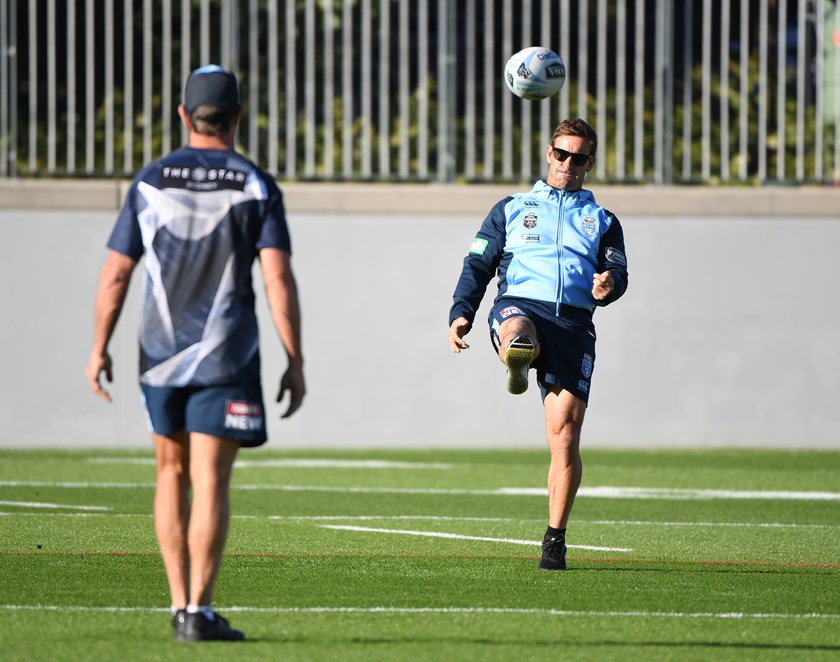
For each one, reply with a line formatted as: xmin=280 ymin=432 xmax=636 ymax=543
xmin=108 ymin=147 xmax=291 ymax=387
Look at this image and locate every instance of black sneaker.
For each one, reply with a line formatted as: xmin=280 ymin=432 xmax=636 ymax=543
xmin=538 ymin=534 xmax=567 ymax=570
xmin=171 ymin=609 xmax=186 ymax=631
xmin=504 ymin=335 xmax=536 ymax=395
xmin=173 ymin=610 xmax=245 ymax=642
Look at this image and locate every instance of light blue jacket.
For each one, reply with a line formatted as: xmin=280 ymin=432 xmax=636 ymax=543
xmin=450 ymin=180 xmax=628 ymax=327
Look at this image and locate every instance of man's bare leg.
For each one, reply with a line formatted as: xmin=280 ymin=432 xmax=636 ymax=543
xmin=539 ymin=387 xmax=586 ymax=569
xmin=153 ymin=431 xmax=191 ymax=609
xmin=497 ymin=317 xmax=540 ymax=394
xmin=186 ymin=433 xmax=240 ymax=607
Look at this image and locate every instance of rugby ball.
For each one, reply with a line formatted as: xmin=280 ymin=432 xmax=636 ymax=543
xmin=504 ymin=47 xmax=566 ymax=100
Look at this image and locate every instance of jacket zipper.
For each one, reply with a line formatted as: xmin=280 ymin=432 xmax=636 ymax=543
xmin=555 ymin=189 xmax=565 ymax=317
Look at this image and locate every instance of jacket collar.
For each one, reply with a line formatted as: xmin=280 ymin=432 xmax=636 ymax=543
xmin=532 ymin=180 xmax=594 ymax=204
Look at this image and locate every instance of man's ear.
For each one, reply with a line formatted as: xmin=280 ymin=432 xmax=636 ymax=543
xmin=177 ymin=104 xmax=193 ymax=130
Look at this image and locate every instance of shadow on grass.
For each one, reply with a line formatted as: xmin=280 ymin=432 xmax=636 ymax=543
xmin=253 ymin=634 xmax=840 ymax=653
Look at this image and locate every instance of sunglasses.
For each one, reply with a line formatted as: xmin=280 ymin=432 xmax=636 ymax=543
xmin=550 ymin=146 xmax=592 ymax=166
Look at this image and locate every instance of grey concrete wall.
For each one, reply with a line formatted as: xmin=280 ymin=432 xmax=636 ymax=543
xmin=2 ymin=183 xmax=839 ymax=449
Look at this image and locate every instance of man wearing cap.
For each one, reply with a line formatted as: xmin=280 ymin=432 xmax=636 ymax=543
xmin=86 ymin=65 xmax=305 ymax=642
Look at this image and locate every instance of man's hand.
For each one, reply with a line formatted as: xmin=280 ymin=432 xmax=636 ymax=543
xmin=277 ymin=363 xmax=305 ymax=418
xmin=448 ymin=317 xmax=471 ymax=353
xmin=86 ymin=351 xmax=114 ymax=402
xmin=592 ymin=271 xmax=614 ymax=301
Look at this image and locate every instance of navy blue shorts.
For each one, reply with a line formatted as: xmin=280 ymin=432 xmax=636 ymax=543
xmin=140 ymin=381 xmax=268 ymax=447
xmin=488 ymin=298 xmax=596 ymax=404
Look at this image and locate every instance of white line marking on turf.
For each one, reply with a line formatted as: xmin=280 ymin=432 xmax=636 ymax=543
xmin=2 ymin=511 xmax=837 ymax=530
xmin=318 ymin=524 xmax=632 ymax=553
xmin=586 ymin=519 xmax=840 ymax=529
xmin=1 ymin=604 xmax=838 ymax=620
xmin=235 ymin=459 xmax=455 ymax=469
xmin=502 ymin=487 xmax=840 ymax=501
xmin=262 ymin=515 xmax=523 ymax=522
xmin=0 ymin=481 xmax=156 ymax=488
xmin=0 ymin=500 xmax=110 ymax=511
xmin=3 ymin=481 xmax=840 ymax=501
xmin=85 ymin=458 xmax=454 ymax=469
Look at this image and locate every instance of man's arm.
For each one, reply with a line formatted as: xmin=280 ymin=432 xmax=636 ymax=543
xmin=448 ymin=198 xmax=509 ymax=329
xmin=593 ymin=213 xmax=628 ymax=306
xmin=86 ymin=250 xmax=137 ymax=402
xmin=260 ymin=247 xmax=305 ymax=418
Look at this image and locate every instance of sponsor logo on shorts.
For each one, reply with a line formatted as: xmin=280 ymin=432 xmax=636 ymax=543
xmin=582 ymin=216 xmax=597 ymax=237
xmin=578 ymin=380 xmax=590 ymax=393
xmin=500 ymin=306 xmax=524 ymax=318
xmin=469 ymin=237 xmax=488 ymax=254
xmin=225 ymin=400 xmax=264 ymax=431
xmin=605 ymin=247 xmax=626 ymax=265
xmin=523 ymin=213 xmax=538 ymax=229
xmin=581 ymin=354 xmax=593 ymax=378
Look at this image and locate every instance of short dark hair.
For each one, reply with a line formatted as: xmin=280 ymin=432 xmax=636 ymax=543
xmin=188 ymin=106 xmax=238 ymax=137
xmin=551 ymin=118 xmax=598 ymax=155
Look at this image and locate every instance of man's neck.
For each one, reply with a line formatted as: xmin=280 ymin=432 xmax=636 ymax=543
xmin=187 ymin=133 xmax=234 ymax=150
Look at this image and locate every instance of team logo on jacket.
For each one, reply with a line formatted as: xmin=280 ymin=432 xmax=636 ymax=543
xmin=581 ymin=354 xmax=593 ymax=378
xmin=523 ymin=213 xmax=538 ymax=229
xmin=605 ymin=247 xmax=626 ymax=265
xmin=582 ymin=216 xmax=597 ymax=237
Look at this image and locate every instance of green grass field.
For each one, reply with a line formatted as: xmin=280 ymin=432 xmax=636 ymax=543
xmin=1 ymin=447 xmax=839 ymax=661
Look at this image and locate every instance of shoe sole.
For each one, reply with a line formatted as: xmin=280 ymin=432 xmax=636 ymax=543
xmin=538 ymin=560 xmax=568 ymax=570
xmin=504 ymin=338 xmax=536 ymax=395
xmin=174 ymin=630 xmax=245 ymax=642
xmin=173 ymin=613 xmax=245 ymax=642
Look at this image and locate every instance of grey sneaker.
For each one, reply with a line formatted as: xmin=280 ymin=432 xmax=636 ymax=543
xmin=504 ymin=335 xmax=536 ymax=394
xmin=173 ymin=610 xmax=245 ymax=642
xmin=538 ymin=534 xmax=567 ymax=570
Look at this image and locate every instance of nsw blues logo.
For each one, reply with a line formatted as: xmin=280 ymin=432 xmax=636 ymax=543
xmin=581 ymin=354 xmax=593 ymax=378
xmin=582 ymin=216 xmax=597 ymax=237
xmin=523 ymin=213 xmax=538 ymax=229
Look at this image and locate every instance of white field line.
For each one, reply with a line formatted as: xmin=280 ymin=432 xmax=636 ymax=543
xmin=502 ymin=487 xmax=840 ymax=501
xmin=3 ymin=481 xmax=840 ymax=501
xmin=586 ymin=519 xmax=840 ymax=529
xmin=0 ymin=604 xmax=838 ymax=621
xmin=319 ymin=524 xmax=632 ymax=552
xmin=0 ymin=512 xmax=836 ymax=530
xmin=85 ymin=458 xmax=455 ymax=470
xmin=0 ymin=500 xmax=110 ymax=511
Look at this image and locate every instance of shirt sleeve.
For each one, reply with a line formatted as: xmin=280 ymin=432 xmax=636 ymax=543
xmin=594 ymin=211 xmax=629 ymax=307
xmin=448 ymin=197 xmax=510 ymax=327
xmin=106 ymin=181 xmax=145 ymax=260
xmin=256 ymin=178 xmax=292 ymax=253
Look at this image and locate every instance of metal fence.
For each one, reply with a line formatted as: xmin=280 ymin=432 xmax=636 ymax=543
xmin=1 ymin=0 xmax=838 ymax=184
